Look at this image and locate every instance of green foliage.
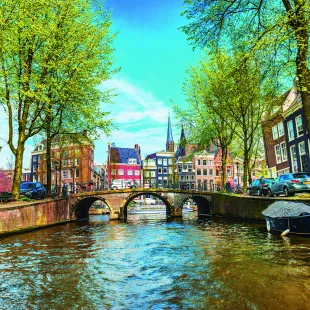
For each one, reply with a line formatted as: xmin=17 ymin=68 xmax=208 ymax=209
xmin=181 ymin=0 xmax=310 ymax=134
xmin=0 ymin=0 xmax=116 ymax=198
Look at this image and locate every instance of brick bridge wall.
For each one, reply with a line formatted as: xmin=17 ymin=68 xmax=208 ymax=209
xmin=8 ymin=190 xmax=307 ymax=235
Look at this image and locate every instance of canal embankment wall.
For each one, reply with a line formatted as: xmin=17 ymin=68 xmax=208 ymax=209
xmin=212 ymin=193 xmax=310 ymax=220
xmin=0 ymin=198 xmax=75 ymax=236
xmin=2 ymin=193 xmax=310 ymax=235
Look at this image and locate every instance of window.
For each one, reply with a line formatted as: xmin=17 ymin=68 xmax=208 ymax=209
xmin=272 ymin=125 xmax=278 ymax=140
xmin=180 ymin=176 xmax=184 ymax=181
xmin=169 ymin=168 xmax=172 ymax=174
xmin=203 ymin=160 xmax=207 ymax=165
xmin=203 ymin=169 xmax=208 ymax=176
xmin=128 ymin=158 xmax=137 ymax=164
xmin=75 ymin=149 xmax=80 ymax=155
xmin=191 ymin=175 xmax=194 ymax=180
xmin=209 ymin=160 xmax=213 ymax=166
xmin=280 ymin=142 xmax=287 ymax=161
xmin=69 ymin=169 xmax=73 ymax=179
xmin=75 ymin=168 xmax=80 ymax=178
xmin=287 ymin=121 xmax=295 ymax=141
xmin=127 ymin=170 xmax=133 ymax=175
xmin=151 ymin=171 xmax=155 ymax=177
xmin=178 ymin=165 xmax=182 ymax=173
xmin=209 ymin=169 xmax=214 ymax=176
xmin=168 ymin=159 xmax=172 ymax=165
xmin=275 ymin=145 xmax=281 ymax=163
xmin=163 ymin=159 xmax=167 ymax=165
xmin=197 ymin=169 xmax=201 ymax=176
xmin=118 ymin=169 xmax=124 ymax=175
xmin=290 ymin=145 xmax=298 ymax=172
xmin=299 ymin=141 xmax=306 ymax=155
xmin=227 ymin=168 xmax=231 ymax=177
xmin=75 ymin=158 xmax=80 ymax=165
xmin=134 ymin=170 xmax=140 ymax=176
xmin=299 ymin=141 xmax=307 ymax=171
xmin=62 ymin=169 xmax=67 ymax=179
xmin=111 ymin=169 xmax=116 ymax=175
xmin=69 ymin=150 xmax=73 ymax=156
xmin=296 ymin=115 xmax=303 ymax=137
xmin=158 ymin=158 xmax=162 ymax=165
xmin=188 ymin=165 xmax=192 ymax=172
xmin=62 ymin=159 xmax=67 ymax=167
xmin=158 ymin=167 xmax=162 ymax=174
xmin=197 ymin=159 xmax=201 ymax=165
xmin=278 ymin=122 xmax=284 ymax=137
xmin=163 ymin=167 xmax=167 ymax=174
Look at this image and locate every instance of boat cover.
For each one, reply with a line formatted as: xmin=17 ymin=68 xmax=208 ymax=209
xmin=262 ymin=201 xmax=310 ymax=218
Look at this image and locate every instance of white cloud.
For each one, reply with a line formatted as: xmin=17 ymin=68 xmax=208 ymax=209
xmin=94 ymin=78 xmax=180 ymax=163
xmin=100 ymin=78 xmax=169 ymax=124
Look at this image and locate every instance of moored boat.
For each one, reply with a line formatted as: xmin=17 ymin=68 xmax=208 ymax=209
xmin=262 ymin=201 xmax=310 ymax=235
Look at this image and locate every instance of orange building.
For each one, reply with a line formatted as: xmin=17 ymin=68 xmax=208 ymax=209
xmin=31 ymin=139 xmax=94 ymax=193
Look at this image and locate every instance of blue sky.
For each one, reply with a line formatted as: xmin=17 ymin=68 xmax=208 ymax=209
xmin=0 ymin=0 xmax=200 ymax=168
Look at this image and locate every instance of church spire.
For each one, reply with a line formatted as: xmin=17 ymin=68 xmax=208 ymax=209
xmin=179 ymin=125 xmax=186 ymax=157
xmin=166 ymin=113 xmax=174 ymax=152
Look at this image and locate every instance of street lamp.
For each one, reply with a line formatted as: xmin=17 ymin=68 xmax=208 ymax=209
xmin=55 ymin=163 xmax=59 ymax=197
xmin=71 ymin=165 xmax=76 ymax=194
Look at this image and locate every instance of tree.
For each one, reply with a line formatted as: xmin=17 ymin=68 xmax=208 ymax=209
xmin=181 ymin=0 xmax=310 ymax=139
xmin=175 ymin=55 xmax=235 ymax=188
xmin=177 ymin=51 xmax=272 ymax=190
xmin=0 ymin=0 xmax=115 ymax=199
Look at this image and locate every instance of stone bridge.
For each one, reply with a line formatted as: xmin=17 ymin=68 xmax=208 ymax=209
xmin=72 ymin=188 xmax=213 ymax=220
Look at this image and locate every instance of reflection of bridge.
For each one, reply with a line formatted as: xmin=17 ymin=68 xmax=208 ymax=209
xmin=72 ymin=188 xmax=213 ymax=220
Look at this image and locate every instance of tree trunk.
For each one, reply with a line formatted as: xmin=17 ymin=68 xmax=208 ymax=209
xmin=221 ymin=147 xmax=227 ymax=188
xmin=46 ymin=126 xmax=52 ymax=196
xmin=243 ymin=141 xmax=249 ymax=193
xmin=12 ymin=139 xmax=25 ymax=200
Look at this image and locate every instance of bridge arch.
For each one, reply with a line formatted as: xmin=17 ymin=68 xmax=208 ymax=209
xmin=74 ymin=196 xmax=112 ymax=220
xmin=120 ymin=192 xmax=173 ymax=218
xmin=179 ymin=195 xmax=212 ymax=216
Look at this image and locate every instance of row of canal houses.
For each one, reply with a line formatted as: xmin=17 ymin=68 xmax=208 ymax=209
xmin=108 ymin=115 xmax=243 ymax=190
xmin=262 ymin=83 xmax=310 ymax=177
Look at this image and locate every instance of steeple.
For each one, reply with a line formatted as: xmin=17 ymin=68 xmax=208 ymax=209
xmin=178 ymin=125 xmax=186 ymax=157
xmin=166 ymin=113 xmax=174 ymax=152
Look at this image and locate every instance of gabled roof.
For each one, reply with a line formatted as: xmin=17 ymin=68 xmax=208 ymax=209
xmin=110 ymin=147 xmax=141 ymax=164
xmin=145 ymin=152 xmax=156 ymax=160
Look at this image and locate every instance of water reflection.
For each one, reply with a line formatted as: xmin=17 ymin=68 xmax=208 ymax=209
xmin=0 ymin=213 xmax=310 ymax=309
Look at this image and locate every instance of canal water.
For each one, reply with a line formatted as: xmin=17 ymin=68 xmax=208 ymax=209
xmin=0 ymin=212 xmax=310 ymax=310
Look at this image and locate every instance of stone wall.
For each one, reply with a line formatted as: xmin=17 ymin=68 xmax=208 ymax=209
xmin=0 ymin=198 xmax=75 ymax=235
xmin=212 ymin=193 xmax=310 ymax=220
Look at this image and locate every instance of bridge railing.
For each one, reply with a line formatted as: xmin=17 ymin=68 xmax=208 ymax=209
xmin=51 ymin=181 xmax=243 ymax=199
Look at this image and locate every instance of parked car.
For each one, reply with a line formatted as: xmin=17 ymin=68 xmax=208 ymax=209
xmin=20 ymin=182 xmax=47 ymax=199
xmin=247 ymin=178 xmax=274 ymax=196
xmin=267 ymin=172 xmax=310 ymax=197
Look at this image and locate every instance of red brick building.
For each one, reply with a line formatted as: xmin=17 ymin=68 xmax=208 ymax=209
xmin=31 ymin=139 xmax=94 ymax=193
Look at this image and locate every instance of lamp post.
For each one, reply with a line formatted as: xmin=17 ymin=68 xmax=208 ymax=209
xmin=72 ymin=165 xmax=76 ymax=194
xmin=55 ymin=163 xmax=59 ymax=197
